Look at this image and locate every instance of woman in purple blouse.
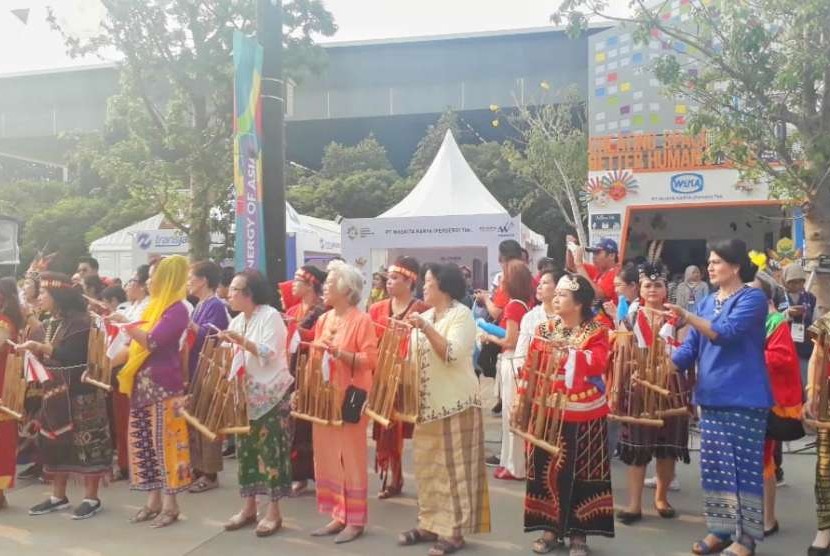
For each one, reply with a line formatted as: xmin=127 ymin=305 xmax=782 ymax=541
xmin=115 ymin=255 xmax=193 ymax=529
xmin=186 ymin=261 xmax=229 ymax=493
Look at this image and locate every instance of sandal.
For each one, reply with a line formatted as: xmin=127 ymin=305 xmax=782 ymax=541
xmin=720 ymin=539 xmax=755 ymax=556
xmin=378 ymin=485 xmax=403 ymax=499
xmin=149 ymin=509 xmax=180 ymax=529
xmin=255 ymin=517 xmax=283 ymax=538
xmin=334 ymin=526 xmax=364 ymax=544
xmin=532 ymin=535 xmax=562 ymax=554
xmin=129 ymin=506 xmax=161 ymax=524
xmin=291 ymin=480 xmax=308 ymax=497
xmin=569 ymin=541 xmax=590 ymax=556
xmin=616 ymin=510 xmax=643 ymax=524
xmin=692 ymin=535 xmax=730 ymax=555
xmin=428 ymin=538 xmax=465 ymax=556
xmin=655 ymin=503 xmax=677 ymax=519
xmin=189 ymin=476 xmax=218 ymax=494
xmin=399 ymin=528 xmax=439 ymax=546
xmin=224 ymin=512 xmax=257 ymax=531
xmin=311 ymin=521 xmax=346 ymax=537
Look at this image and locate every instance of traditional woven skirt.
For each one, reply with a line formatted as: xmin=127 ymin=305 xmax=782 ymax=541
xmin=238 ymin=399 xmax=292 ymax=500
xmin=414 ymin=407 xmax=491 ymax=538
xmin=313 ymin=415 xmax=369 ymax=527
xmin=291 ymin=418 xmax=314 ymax=482
xmin=41 ymin=389 xmax=112 ymax=478
xmin=816 ymin=428 xmax=830 ymax=530
xmin=189 ymin=426 xmax=223 ymax=476
xmin=617 ymin=372 xmax=690 ymax=466
xmin=128 ymin=397 xmax=192 ymax=494
xmin=0 ymin=420 xmax=16 ymax=489
xmin=524 ymin=418 xmax=615 ymax=539
xmin=373 ymin=420 xmax=413 ymax=491
xmin=699 ymin=407 xmax=766 ymax=542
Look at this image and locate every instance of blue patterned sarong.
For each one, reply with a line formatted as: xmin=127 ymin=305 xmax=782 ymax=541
xmin=699 ymin=407 xmax=766 ymax=542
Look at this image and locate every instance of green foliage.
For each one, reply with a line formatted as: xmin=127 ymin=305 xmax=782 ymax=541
xmin=287 ymin=136 xmax=404 ymax=219
xmin=407 ymin=111 xmax=463 ymax=179
xmin=48 ymin=0 xmax=337 ymax=259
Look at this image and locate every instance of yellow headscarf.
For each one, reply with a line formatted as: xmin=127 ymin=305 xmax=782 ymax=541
xmin=118 ymin=255 xmax=189 ymax=396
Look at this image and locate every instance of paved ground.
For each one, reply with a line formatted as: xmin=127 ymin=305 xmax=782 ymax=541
xmin=0 ymin=381 xmax=820 ymax=555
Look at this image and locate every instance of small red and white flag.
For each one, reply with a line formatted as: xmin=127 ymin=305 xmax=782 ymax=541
xmin=24 ymin=351 xmax=51 ymax=383
xmin=563 ymin=348 xmax=577 ymax=389
xmin=228 ymin=345 xmax=246 ymax=381
xmin=288 ymin=330 xmax=301 ymax=355
xmin=634 ymin=310 xmax=654 ymax=349
xmin=658 ymin=315 xmax=682 ymax=354
xmin=111 ymin=320 xmax=147 ymax=330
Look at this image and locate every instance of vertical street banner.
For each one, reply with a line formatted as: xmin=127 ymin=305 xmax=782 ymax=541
xmin=233 ymin=31 xmax=266 ymax=272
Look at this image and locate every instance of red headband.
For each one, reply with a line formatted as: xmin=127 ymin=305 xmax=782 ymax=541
xmin=388 ymin=265 xmax=418 ymax=282
xmin=295 ymin=269 xmax=319 ymax=286
xmin=40 ymin=278 xmax=72 ymax=290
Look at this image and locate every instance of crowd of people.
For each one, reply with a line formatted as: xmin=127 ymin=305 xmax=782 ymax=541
xmin=0 ymin=236 xmax=826 ymax=556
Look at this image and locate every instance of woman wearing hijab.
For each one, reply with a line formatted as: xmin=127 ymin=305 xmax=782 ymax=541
xmin=674 ymin=265 xmax=710 ymax=316
xmin=115 ymin=255 xmax=193 ymax=528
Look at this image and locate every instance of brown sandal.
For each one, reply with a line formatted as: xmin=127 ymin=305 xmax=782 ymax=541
xmin=129 ymin=506 xmax=161 ymax=524
xmin=149 ymin=509 xmax=180 ymax=529
xmin=428 ymin=538 xmax=465 ymax=556
xmin=224 ymin=512 xmax=257 ymax=531
xmin=255 ymin=517 xmax=283 ymax=538
xmin=398 ymin=528 xmax=438 ymax=546
xmin=189 ymin=476 xmax=218 ymax=494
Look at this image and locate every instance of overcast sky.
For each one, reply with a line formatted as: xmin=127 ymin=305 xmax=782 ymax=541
xmin=0 ymin=1 xmax=630 ymax=75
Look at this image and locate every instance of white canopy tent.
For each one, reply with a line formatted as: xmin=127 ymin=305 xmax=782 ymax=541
xmin=90 ymin=205 xmax=341 ymax=281
xmin=341 ymin=131 xmax=548 ymax=298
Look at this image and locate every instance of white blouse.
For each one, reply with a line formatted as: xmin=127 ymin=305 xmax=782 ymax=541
xmin=228 ymin=305 xmax=292 ymax=420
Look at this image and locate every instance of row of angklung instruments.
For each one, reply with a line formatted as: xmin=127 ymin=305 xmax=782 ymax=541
xmin=2 ymin=314 xmax=830 ymax=450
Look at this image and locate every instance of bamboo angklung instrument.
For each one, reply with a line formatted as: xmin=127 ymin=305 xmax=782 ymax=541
xmin=805 ymin=318 xmax=830 ymax=430
xmin=290 ymin=342 xmax=343 ymax=426
xmin=365 ymin=318 xmax=419 ymax=427
xmin=81 ymin=321 xmax=113 ymax=392
xmin=181 ymin=336 xmax=250 ymax=441
xmin=608 ymin=312 xmax=690 ymax=427
xmin=0 ymin=350 xmax=25 ymax=420
xmin=509 ymin=337 xmax=567 ymax=457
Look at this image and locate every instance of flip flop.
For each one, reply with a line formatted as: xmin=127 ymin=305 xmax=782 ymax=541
xmin=398 ymin=528 xmax=439 ymax=546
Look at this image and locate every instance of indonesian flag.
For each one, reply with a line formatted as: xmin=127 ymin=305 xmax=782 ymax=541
xmin=111 ymin=320 xmax=147 ymax=330
xmin=104 ymin=321 xmax=125 ymax=360
xmin=658 ymin=315 xmax=682 ymax=354
xmin=288 ymin=330 xmax=301 ymax=355
xmin=634 ymin=310 xmax=654 ymax=349
xmin=24 ymin=351 xmax=51 ymax=383
xmin=228 ymin=345 xmax=246 ymax=381
xmin=564 ymin=348 xmax=578 ymax=389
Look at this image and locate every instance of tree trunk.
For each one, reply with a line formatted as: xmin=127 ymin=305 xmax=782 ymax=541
xmin=806 ymin=182 xmax=830 ymax=318
xmin=189 ymin=172 xmax=211 ymax=261
xmin=552 ymin=156 xmax=588 ymax=245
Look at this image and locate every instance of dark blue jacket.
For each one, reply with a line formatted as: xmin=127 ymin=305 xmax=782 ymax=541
xmin=672 ymin=287 xmax=773 ymax=409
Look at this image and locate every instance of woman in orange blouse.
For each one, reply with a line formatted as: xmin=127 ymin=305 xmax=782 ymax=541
xmin=308 ymin=261 xmax=378 ymax=544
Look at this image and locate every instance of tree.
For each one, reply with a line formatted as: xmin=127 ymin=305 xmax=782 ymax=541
xmin=287 ymin=136 xmax=404 ymax=219
xmin=494 ymin=87 xmax=590 ymax=246
xmin=49 ymin=0 xmax=337 ymax=259
xmin=555 ymin=0 xmax=830 ymax=313
xmin=407 ymin=110 xmax=465 ymax=179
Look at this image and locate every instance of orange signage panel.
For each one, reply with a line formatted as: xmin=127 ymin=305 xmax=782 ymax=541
xmin=588 ymin=131 xmax=723 ymax=172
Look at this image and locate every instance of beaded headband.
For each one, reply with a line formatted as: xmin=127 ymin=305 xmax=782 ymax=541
xmin=388 ymin=265 xmax=418 ymax=282
xmin=638 ymin=262 xmax=666 ymax=282
xmin=556 ymin=275 xmax=580 ymax=292
xmin=295 ymin=269 xmax=319 ymax=286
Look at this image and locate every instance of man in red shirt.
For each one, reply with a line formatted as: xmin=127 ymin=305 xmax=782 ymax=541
xmin=567 ymin=237 xmax=620 ymax=328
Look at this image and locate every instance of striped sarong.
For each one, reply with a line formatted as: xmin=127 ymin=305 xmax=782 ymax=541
xmin=700 ymin=407 xmax=766 ymax=542
xmin=413 ymin=406 xmax=491 ymax=538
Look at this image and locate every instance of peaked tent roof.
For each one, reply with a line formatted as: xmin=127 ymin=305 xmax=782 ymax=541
xmin=379 ymin=131 xmax=507 ymax=218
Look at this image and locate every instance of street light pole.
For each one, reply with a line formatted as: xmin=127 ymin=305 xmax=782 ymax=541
xmin=257 ymin=0 xmax=287 ymax=285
